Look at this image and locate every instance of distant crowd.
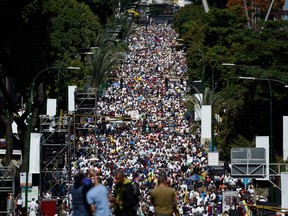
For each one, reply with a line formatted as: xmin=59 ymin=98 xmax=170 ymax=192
xmin=37 ymin=23 xmax=267 ymax=216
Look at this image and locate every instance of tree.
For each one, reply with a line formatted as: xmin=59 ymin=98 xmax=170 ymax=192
xmin=0 ymin=0 xmax=103 ymax=168
xmin=186 ymin=87 xmax=225 ymax=109
xmin=174 ymin=4 xmax=205 ymax=38
xmin=90 ymin=36 xmax=123 ymax=89
xmin=227 ymin=0 xmax=285 ymax=26
xmin=185 ymin=87 xmax=226 ymax=151
xmin=175 ymin=5 xmax=288 ymax=160
xmin=227 ymin=0 xmax=285 ymax=14
xmin=0 ymin=0 xmax=50 ymax=167
xmin=90 ymin=35 xmax=124 ymax=115
xmin=77 ymin=0 xmax=114 ymax=25
xmin=43 ymin=0 xmax=102 ymax=59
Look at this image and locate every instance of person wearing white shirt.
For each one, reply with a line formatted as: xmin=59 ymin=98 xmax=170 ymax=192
xmin=16 ymin=194 xmax=23 ymax=215
xmin=196 ymin=197 xmax=203 ymax=206
xmin=44 ymin=191 xmax=52 ymax=199
xmin=191 ymin=204 xmax=197 ymax=215
xmin=196 ymin=203 xmax=205 ymax=214
xmin=29 ymin=198 xmax=38 ymax=216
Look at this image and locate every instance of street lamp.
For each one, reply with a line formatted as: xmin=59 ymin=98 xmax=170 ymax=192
xmin=239 ymin=76 xmax=288 ymax=87
xmin=25 ymin=66 xmax=80 ymax=209
xmin=222 ymin=63 xmax=237 ymax=66
xmin=182 ymin=43 xmax=217 ymax=151
xmin=189 ymin=45 xmax=205 ymax=94
xmin=239 ymin=76 xmax=288 ymax=162
xmin=222 ymin=63 xmax=288 ymax=163
xmin=57 ymin=49 xmax=96 ymax=112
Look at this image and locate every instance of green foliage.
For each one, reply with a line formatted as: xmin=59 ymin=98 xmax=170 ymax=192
xmin=175 ymin=5 xmax=288 ymax=161
xmin=174 ymin=4 xmax=205 ymax=37
xmin=43 ymin=0 xmax=102 ymax=57
xmin=186 ymin=87 xmax=226 ymax=108
xmin=77 ymin=0 xmax=114 ymax=24
xmin=90 ymin=35 xmax=123 ymax=88
xmin=0 ymin=0 xmax=49 ymax=97
xmin=59 ymin=57 xmax=90 ymax=87
xmin=218 ymin=134 xmax=253 ymax=160
xmin=0 ymin=0 xmax=132 ymax=168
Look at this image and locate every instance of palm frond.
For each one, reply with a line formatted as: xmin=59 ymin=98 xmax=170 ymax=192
xmin=185 ymin=87 xmax=226 ymax=113
xmin=90 ymin=46 xmax=123 ymax=88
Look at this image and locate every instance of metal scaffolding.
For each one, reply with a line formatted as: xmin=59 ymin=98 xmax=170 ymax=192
xmin=39 ymin=115 xmax=72 ymax=202
xmin=0 ymin=166 xmax=15 ymax=215
xmin=74 ymin=88 xmax=97 ymax=115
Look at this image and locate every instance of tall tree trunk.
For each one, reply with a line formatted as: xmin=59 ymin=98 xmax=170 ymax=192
xmin=21 ymin=83 xmax=45 ymax=172
xmin=0 ymin=113 xmax=14 ymax=166
xmin=30 ymin=83 xmax=45 ymax=131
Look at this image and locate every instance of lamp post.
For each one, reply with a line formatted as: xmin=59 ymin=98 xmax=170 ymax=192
xmin=180 ymin=43 xmax=215 ymax=150
xmin=223 ymin=63 xmax=288 ymax=202
xmin=57 ymin=48 xmax=97 ymax=112
xmin=176 ymin=41 xmax=206 ymax=94
xmin=25 ymin=66 xmax=80 ymax=209
xmin=239 ymin=76 xmax=288 ymax=162
xmin=238 ymin=74 xmax=288 ymax=203
xmin=222 ymin=63 xmax=288 ymax=163
xmin=188 ymin=45 xmax=205 ymax=94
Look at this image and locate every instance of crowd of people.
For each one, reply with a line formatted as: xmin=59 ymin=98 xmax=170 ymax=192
xmin=41 ymin=23 xmax=267 ymax=216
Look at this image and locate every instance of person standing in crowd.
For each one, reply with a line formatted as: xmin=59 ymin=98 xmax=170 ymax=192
xmin=29 ymin=198 xmax=37 ymax=216
xmin=112 ymin=170 xmax=137 ymax=216
xmin=86 ymin=169 xmax=111 ymax=216
xmin=150 ymin=175 xmax=179 ymax=216
xmin=70 ymin=173 xmax=90 ymax=216
xmin=15 ymin=194 xmax=23 ymax=216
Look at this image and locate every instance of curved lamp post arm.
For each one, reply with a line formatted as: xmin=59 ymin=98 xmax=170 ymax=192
xmin=57 ymin=47 xmax=97 ymax=68
xmin=30 ymin=67 xmax=68 ymax=104
xmin=25 ymin=66 xmax=80 ymax=209
xmin=239 ymin=76 xmax=288 ymax=87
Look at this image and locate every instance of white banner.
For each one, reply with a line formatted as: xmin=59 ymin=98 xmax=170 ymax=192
xmin=283 ymin=116 xmax=288 ymax=161
xmin=201 ymin=105 xmax=211 ymax=139
xmin=47 ymin=98 xmax=57 ymax=116
xmin=208 ymin=152 xmax=219 ymax=166
xmin=256 ymin=136 xmax=269 ymax=180
xmin=194 ymin=94 xmax=202 ymax=121
xmin=29 ymin=133 xmax=42 ymax=173
xmin=281 ymin=172 xmax=288 ymax=211
xmin=20 ymin=172 xmax=32 ymax=188
xmin=68 ymin=86 xmax=77 ymax=112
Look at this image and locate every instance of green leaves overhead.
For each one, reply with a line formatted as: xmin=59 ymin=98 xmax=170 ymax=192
xmin=43 ymin=0 xmax=102 ymax=56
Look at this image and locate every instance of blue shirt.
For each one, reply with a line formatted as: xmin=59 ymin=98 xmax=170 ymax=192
xmin=70 ymin=185 xmax=89 ymax=216
xmin=86 ymin=184 xmax=111 ymax=216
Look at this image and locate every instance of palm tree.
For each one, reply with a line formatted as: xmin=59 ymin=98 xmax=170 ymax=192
xmin=90 ymin=35 xmax=124 ymax=115
xmin=90 ymin=48 xmax=118 ymax=88
xmin=185 ymin=87 xmax=225 ymax=114
xmin=185 ymin=87 xmax=226 ymax=150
